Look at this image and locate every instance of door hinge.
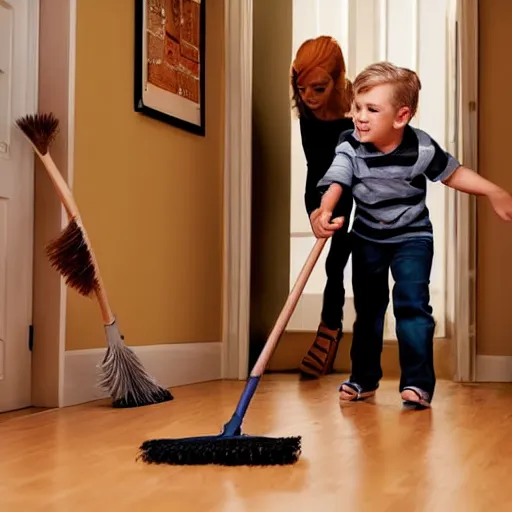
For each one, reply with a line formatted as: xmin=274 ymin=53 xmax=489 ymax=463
xmin=28 ymin=324 xmax=34 ymax=351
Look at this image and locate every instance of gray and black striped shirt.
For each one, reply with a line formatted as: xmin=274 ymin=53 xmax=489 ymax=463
xmin=317 ymin=125 xmax=460 ymax=243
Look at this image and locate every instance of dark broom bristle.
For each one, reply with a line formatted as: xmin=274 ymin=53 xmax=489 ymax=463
xmin=137 ymin=435 xmax=302 ymax=466
xmin=111 ymin=388 xmax=173 ymax=408
xmin=16 ymin=113 xmax=59 ymax=155
xmin=45 ymin=218 xmax=98 ymax=296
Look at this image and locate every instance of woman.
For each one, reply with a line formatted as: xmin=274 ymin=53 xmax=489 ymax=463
xmin=290 ymin=36 xmax=354 ymax=378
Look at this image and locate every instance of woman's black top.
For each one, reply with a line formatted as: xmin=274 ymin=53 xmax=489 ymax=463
xmin=299 ymin=114 xmax=354 ymax=218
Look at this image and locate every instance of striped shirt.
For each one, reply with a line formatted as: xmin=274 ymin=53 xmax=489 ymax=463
xmin=316 ymin=125 xmax=461 ymax=243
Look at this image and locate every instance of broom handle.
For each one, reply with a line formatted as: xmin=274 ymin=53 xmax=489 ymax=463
xmin=251 ymin=236 xmax=328 ymax=376
xmin=221 ymin=236 xmax=328 ymax=435
xmin=39 ymin=153 xmax=115 ymax=325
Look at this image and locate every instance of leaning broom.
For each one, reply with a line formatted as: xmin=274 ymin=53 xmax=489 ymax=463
xmin=16 ymin=113 xmax=173 ymax=408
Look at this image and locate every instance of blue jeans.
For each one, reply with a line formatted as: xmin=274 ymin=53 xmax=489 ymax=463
xmin=350 ymin=235 xmax=436 ymax=397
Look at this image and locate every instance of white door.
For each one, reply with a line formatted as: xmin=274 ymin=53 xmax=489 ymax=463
xmin=0 ymin=0 xmax=37 ymax=412
xmin=289 ymin=0 xmax=452 ymax=340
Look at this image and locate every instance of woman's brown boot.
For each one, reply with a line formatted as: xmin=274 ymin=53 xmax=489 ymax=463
xmin=299 ymin=322 xmax=342 ymax=378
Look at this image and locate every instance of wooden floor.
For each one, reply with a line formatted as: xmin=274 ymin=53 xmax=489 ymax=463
xmin=1 ymin=374 xmax=512 ymax=511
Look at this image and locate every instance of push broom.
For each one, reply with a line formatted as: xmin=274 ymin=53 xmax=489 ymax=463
xmin=15 ymin=112 xmax=173 ymax=408
xmin=138 ymin=236 xmax=329 ymax=466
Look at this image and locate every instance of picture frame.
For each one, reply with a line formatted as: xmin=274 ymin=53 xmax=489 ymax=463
xmin=134 ymin=0 xmax=206 ymax=136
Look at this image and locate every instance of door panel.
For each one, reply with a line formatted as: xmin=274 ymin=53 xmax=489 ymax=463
xmin=289 ymin=0 xmax=451 ymax=340
xmin=0 ymin=0 xmax=36 ymax=412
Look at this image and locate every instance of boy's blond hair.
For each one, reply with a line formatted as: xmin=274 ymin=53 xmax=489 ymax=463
xmin=354 ymin=62 xmax=421 ymax=118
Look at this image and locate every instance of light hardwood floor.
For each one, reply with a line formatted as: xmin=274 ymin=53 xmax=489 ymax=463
xmin=1 ymin=374 xmax=512 ymax=511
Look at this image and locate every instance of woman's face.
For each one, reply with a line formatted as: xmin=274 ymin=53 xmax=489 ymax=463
xmin=296 ymin=67 xmax=335 ymax=113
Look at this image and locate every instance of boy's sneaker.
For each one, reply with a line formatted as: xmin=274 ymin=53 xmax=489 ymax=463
xmin=339 ymin=381 xmax=378 ymax=402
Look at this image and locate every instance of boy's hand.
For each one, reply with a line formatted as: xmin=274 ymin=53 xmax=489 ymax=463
xmin=489 ymin=189 xmax=512 ymax=221
xmin=310 ymin=208 xmax=344 ymax=238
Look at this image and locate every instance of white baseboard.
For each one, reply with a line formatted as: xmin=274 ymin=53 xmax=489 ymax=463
xmin=63 ymin=341 xmax=222 ymax=407
xmin=476 ymin=355 xmax=512 ymax=382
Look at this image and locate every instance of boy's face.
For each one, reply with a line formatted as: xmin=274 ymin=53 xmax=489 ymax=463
xmin=352 ymin=83 xmax=410 ymax=148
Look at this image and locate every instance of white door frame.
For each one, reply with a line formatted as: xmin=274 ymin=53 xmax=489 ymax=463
xmin=221 ymin=0 xmax=253 ymax=380
xmin=452 ymin=0 xmax=478 ymax=382
xmin=221 ymin=0 xmax=478 ymax=382
xmin=30 ymin=0 xmax=77 ymax=408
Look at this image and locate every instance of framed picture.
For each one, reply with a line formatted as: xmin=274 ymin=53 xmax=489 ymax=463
xmin=134 ymin=0 xmax=205 ymax=136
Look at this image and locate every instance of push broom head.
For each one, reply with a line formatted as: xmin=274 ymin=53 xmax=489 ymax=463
xmin=137 ymin=376 xmax=300 ymax=467
xmin=137 ymin=434 xmax=302 ymax=466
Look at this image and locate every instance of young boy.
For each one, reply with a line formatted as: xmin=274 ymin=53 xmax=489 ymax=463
xmin=312 ymin=62 xmax=512 ymax=409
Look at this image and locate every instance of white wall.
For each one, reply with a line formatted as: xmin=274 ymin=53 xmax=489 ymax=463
xmin=288 ymin=0 xmax=452 ymax=339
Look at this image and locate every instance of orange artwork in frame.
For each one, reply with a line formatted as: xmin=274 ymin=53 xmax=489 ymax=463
xmin=134 ymin=0 xmax=205 ymax=135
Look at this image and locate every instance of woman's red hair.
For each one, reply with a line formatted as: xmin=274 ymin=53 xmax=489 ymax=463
xmin=291 ymin=36 xmax=353 ymax=118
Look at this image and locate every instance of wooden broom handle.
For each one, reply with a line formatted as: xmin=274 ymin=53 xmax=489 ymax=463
xmin=251 ymin=237 xmax=328 ymax=376
xmin=40 ymin=152 xmax=115 ymax=325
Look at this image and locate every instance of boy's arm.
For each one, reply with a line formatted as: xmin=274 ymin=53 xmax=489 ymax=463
xmin=310 ymin=144 xmax=355 ymax=238
xmin=441 ymin=165 xmax=500 ymax=195
xmin=309 ymin=184 xmax=344 ymax=238
xmin=442 ymin=166 xmax=512 ymax=221
xmin=423 ymin=134 xmax=512 ymax=221
xmin=320 ymin=183 xmax=343 ymax=213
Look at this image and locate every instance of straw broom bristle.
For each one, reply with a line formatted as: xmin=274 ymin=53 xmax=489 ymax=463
xmin=16 ymin=113 xmax=59 ymax=155
xmin=100 ymin=320 xmax=174 ymax=408
xmin=99 ymin=342 xmax=174 ymax=408
xmin=45 ymin=218 xmax=98 ymax=297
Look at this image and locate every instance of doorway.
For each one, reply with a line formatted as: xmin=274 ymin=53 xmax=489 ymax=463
xmin=245 ymin=0 xmax=477 ymax=377
xmin=0 ymin=0 xmax=38 ymax=413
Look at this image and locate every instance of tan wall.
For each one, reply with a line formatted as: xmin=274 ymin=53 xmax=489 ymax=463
xmin=476 ymin=1 xmax=512 ymax=356
xmin=249 ymin=0 xmax=293 ymax=366
xmin=66 ymin=0 xmax=224 ymax=350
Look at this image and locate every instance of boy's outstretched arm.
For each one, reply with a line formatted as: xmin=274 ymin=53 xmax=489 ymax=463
xmin=442 ymin=166 xmax=512 ymax=221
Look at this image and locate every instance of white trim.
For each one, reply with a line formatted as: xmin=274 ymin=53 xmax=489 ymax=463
xmin=378 ymin=0 xmax=388 ymax=61
xmin=221 ymin=0 xmax=253 ymax=380
xmin=410 ymin=0 xmax=419 ymax=72
xmin=57 ymin=0 xmax=77 ymax=407
xmin=26 ymin=0 xmax=39 ymax=324
xmin=63 ymin=342 xmax=222 ymax=407
xmin=452 ymin=0 xmax=478 ymax=382
xmin=346 ymin=0 xmax=358 ymax=78
xmin=476 ymin=356 xmax=512 ymax=382
xmin=26 ymin=0 xmax=39 ymax=127
xmin=339 ymin=0 xmax=350 ymax=62
xmin=66 ymin=0 xmax=76 ymax=192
